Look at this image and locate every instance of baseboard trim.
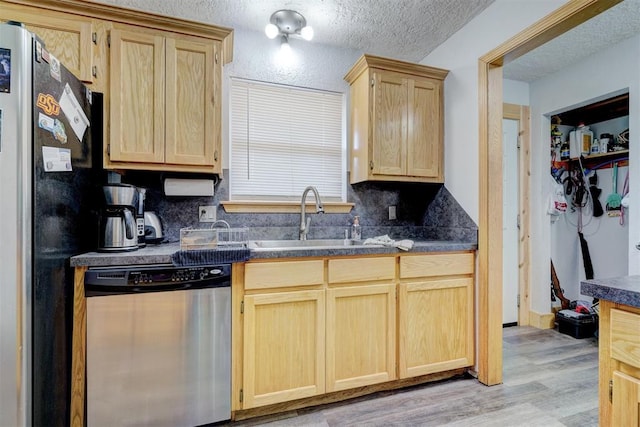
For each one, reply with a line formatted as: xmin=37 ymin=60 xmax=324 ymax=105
xmin=529 ymin=310 xmax=555 ymax=329
xmin=232 ymin=368 xmax=467 ymax=421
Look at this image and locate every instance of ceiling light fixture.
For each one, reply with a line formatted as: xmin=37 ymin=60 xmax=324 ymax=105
xmin=265 ymin=9 xmax=314 ymax=49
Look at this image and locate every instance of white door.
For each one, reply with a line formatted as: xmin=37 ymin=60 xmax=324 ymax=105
xmin=503 ymin=119 xmax=519 ymax=325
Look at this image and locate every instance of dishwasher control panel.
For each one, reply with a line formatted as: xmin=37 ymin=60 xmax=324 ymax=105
xmin=85 ymin=264 xmax=231 ymax=294
xmin=129 ymin=266 xmax=226 ymax=285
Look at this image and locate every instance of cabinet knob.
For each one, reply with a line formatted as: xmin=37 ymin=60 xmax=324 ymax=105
xmin=92 ymin=66 xmax=97 ymax=78
xmin=214 ymin=150 xmax=219 ymax=162
xmin=369 ymin=160 xmax=374 ymax=171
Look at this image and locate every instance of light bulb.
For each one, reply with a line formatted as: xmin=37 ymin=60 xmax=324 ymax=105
xmin=300 ymin=25 xmax=314 ymax=41
xmin=265 ymin=23 xmax=279 ymax=39
xmin=280 ymin=37 xmax=291 ymax=54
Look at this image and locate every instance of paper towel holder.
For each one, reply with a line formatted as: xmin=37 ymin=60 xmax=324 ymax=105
xmin=163 ymin=177 xmax=216 ymax=197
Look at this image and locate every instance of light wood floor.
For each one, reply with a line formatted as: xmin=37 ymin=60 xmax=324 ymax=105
xmin=229 ymin=326 xmax=599 ymax=426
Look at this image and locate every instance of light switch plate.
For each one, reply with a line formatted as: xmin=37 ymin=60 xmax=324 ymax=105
xmin=199 ymin=205 xmax=217 ymax=222
xmin=389 ymin=205 xmax=397 ymax=220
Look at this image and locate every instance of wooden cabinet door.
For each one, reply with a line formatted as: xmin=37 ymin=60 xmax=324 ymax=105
xmin=243 ymin=290 xmax=325 ymax=408
xmin=109 ymin=28 xmax=165 ymax=163
xmin=398 ymin=277 xmax=474 ymax=378
xmin=612 ymin=370 xmax=640 ymax=426
xmin=407 ymin=77 xmax=442 ymax=179
xmin=326 ymin=284 xmax=396 ymax=392
xmin=371 ymin=71 xmax=407 ymax=176
xmin=0 ymin=4 xmax=94 ymax=83
xmin=165 ymin=36 xmax=220 ymax=170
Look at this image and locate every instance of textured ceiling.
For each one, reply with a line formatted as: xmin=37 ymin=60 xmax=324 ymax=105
xmin=504 ymin=0 xmax=640 ymax=82
xmin=92 ymin=0 xmax=495 ymax=62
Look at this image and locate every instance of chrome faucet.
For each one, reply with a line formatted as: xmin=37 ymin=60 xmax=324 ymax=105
xmin=299 ymin=186 xmax=324 ymax=240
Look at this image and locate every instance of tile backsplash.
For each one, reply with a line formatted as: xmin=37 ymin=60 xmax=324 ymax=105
xmin=119 ymin=170 xmax=477 ymax=244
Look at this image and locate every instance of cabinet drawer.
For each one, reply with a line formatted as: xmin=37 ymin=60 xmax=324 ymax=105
xmin=400 ymin=253 xmax=473 ymax=279
xmin=611 ymin=309 xmax=640 ymax=369
xmin=328 ymin=257 xmax=395 ymax=284
xmin=245 ymin=260 xmax=324 ymax=290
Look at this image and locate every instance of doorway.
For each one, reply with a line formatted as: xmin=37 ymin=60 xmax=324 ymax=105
xmin=477 ymin=0 xmax=623 ymax=386
xmin=502 ymin=117 xmax=518 ymax=325
xmin=502 ymin=103 xmax=531 ymax=328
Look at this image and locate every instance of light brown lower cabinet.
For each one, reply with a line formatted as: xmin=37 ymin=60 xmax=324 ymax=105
xmin=235 ymin=251 xmax=475 ymax=415
xmin=398 ymin=277 xmax=474 ymax=378
xmin=398 ymin=253 xmax=474 ymax=378
xmin=612 ymin=371 xmax=640 ymax=426
xmin=326 ymin=284 xmax=396 ymax=392
xmin=599 ymin=301 xmax=640 ymax=426
xmin=242 ymin=290 xmax=325 ymax=408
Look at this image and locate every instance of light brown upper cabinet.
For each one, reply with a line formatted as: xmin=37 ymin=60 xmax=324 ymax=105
xmin=1 ymin=0 xmax=233 ymax=174
xmin=345 ymin=55 xmax=448 ymax=183
xmin=109 ymin=27 xmax=222 ymax=173
xmin=0 ymin=3 xmax=94 ymax=84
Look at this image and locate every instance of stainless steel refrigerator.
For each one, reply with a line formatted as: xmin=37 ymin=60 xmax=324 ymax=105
xmin=0 ymin=22 xmax=101 ymax=427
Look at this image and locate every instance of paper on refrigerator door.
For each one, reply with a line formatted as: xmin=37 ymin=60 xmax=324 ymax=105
xmin=59 ymin=83 xmax=89 ymax=142
xmin=42 ymin=146 xmax=72 ymax=172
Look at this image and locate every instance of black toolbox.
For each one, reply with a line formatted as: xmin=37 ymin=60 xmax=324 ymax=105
xmin=556 ymin=309 xmax=597 ymax=339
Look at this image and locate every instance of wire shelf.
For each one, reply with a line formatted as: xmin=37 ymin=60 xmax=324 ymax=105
xmin=180 ymin=220 xmax=248 ymax=251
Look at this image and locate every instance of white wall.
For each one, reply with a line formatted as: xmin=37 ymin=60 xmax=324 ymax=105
xmin=221 ymin=29 xmax=362 ymax=168
xmin=421 ymin=0 xmax=566 ymax=224
xmin=529 ymin=34 xmax=640 ymax=313
xmin=504 ymin=79 xmax=530 ymax=105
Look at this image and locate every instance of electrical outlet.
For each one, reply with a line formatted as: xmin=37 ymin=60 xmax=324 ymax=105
xmin=199 ymin=205 xmax=217 ymax=222
xmin=389 ymin=205 xmax=397 ymax=220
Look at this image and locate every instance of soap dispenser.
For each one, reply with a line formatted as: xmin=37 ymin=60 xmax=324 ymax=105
xmin=351 ymin=216 xmax=361 ymax=241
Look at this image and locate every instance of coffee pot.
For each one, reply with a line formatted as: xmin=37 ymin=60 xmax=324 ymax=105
xmin=98 ymin=183 xmax=139 ymax=252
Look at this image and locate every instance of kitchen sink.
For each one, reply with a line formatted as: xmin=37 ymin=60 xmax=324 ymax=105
xmin=248 ymin=239 xmax=380 ymax=250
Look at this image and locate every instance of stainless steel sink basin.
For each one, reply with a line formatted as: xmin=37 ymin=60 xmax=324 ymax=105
xmin=248 ymin=239 xmax=379 ymax=250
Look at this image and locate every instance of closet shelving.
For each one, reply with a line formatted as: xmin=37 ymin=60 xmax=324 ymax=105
xmin=564 ymin=150 xmax=629 ymax=169
xmin=552 ymin=93 xmax=629 ymax=171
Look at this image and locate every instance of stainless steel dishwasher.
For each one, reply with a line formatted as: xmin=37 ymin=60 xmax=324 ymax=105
xmin=84 ymin=264 xmax=231 ymax=427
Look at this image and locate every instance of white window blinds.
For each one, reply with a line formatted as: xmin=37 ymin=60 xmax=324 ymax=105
xmin=230 ymin=78 xmax=345 ymax=201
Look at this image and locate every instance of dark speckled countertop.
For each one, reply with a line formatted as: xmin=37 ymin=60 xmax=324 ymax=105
xmin=70 ymin=240 xmax=477 ymax=267
xmin=581 ymin=276 xmax=640 ymax=308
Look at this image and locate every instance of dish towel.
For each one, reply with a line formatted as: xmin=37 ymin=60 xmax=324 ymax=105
xmin=363 ymin=235 xmax=414 ymax=251
xmin=171 ymin=248 xmax=251 ymax=266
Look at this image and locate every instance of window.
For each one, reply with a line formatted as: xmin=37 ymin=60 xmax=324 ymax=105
xmin=230 ymin=78 xmax=345 ymax=202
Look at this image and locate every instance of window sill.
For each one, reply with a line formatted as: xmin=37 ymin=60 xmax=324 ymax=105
xmin=220 ymin=201 xmax=354 ymax=214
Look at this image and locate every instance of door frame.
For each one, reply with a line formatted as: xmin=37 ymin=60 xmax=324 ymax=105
xmin=477 ymin=0 xmax=623 ymax=386
xmin=503 ymin=103 xmax=530 ymax=327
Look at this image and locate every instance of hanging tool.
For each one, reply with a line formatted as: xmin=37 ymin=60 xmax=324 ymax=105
xmin=578 ymin=231 xmax=594 ymax=280
xmin=620 ymin=169 xmax=629 ymax=225
xmin=588 ymin=171 xmax=604 ymax=217
xmin=605 ymin=162 xmax=622 ymax=215
xmin=563 ymin=166 xmax=588 ymax=209
xmin=550 ymin=259 xmax=571 ymax=309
